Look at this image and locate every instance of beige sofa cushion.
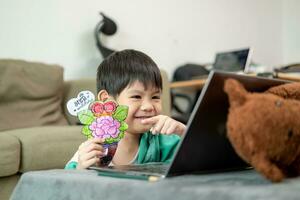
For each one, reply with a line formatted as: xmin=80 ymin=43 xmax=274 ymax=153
xmin=0 ymin=59 xmax=68 ymax=131
xmin=0 ymin=133 xmax=20 ymax=177
xmin=9 ymin=126 xmax=85 ymax=172
xmin=0 ymin=174 xmax=20 ymax=200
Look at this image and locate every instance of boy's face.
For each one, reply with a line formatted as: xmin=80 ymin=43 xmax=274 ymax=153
xmin=116 ymin=80 xmax=162 ymax=135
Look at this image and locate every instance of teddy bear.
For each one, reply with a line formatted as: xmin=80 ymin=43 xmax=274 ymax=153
xmin=224 ymin=78 xmax=300 ymax=182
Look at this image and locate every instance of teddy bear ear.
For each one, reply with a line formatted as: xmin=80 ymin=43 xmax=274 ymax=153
xmin=224 ymin=79 xmax=248 ymax=108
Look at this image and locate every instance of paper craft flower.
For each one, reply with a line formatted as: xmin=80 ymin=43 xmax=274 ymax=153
xmin=90 ymin=101 xmax=117 ymax=117
xmin=77 ymin=100 xmax=128 ymax=145
xmin=89 ymin=116 xmax=120 ymax=139
xmin=91 ymin=102 xmax=104 ymax=115
xmin=103 ymin=101 xmax=117 ymax=114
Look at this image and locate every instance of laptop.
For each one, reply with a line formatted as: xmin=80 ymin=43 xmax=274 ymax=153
xmin=90 ymin=71 xmax=288 ymax=180
xmin=191 ymin=48 xmax=252 ymax=80
xmin=212 ymin=48 xmax=252 ymax=73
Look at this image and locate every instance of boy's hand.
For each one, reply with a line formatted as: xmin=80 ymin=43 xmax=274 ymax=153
xmin=141 ymin=115 xmax=186 ymax=136
xmin=76 ymin=138 xmax=106 ymax=169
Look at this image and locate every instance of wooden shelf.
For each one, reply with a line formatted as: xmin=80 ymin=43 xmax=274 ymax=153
xmin=169 ymin=73 xmax=300 ymax=91
xmin=170 ymin=79 xmax=206 ymax=89
xmin=276 ymin=72 xmax=300 ymax=82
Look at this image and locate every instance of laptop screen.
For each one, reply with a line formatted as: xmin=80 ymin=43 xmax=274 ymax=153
xmin=167 ymin=71 xmax=289 ymax=176
xmin=213 ymin=48 xmax=251 ymax=72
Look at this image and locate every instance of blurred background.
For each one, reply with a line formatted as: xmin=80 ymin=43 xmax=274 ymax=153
xmin=0 ymin=0 xmax=299 ymax=80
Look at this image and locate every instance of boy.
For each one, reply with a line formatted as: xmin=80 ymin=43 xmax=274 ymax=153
xmin=65 ymin=49 xmax=186 ymax=169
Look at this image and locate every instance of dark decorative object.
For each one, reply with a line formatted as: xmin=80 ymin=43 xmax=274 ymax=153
xmin=94 ymin=12 xmax=117 ymax=58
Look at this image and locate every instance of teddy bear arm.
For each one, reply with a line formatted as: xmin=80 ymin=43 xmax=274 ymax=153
xmin=251 ymin=153 xmax=285 ymax=182
xmin=267 ymin=83 xmax=300 ymax=100
xmin=291 ymin=156 xmax=300 ymax=176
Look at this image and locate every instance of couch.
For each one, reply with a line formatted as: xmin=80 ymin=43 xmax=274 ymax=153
xmin=0 ymin=59 xmax=171 ymax=200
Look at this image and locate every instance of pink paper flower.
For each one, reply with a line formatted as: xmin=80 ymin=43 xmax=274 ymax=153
xmin=91 ymin=102 xmax=104 ymax=114
xmin=89 ymin=116 xmax=120 ymax=139
xmin=104 ymin=101 xmax=117 ymax=114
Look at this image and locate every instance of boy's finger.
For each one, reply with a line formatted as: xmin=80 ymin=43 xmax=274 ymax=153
xmin=78 ymin=138 xmax=104 ymax=152
xmin=141 ymin=116 xmax=160 ymax=125
xmin=152 ymin=116 xmax=168 ymax=134
xmin=92 ymin=137 xmax=105 ymax=144
xmin=165 ymin=125 xmax=176 ymax=135
xmin=81 ymin=157 xmax=99 ymax=169
xmin=85 ymin=143 xmax=105 ymax=153
xmin=85 ymin=150 xmax=105 ymax=160
xmin=160 ymin=118 xmax=172 ymax=134
xmin=79 ymin=150 xmax=105 ymax=168
xmin=79 ymin=138 xmax=104 ymax=149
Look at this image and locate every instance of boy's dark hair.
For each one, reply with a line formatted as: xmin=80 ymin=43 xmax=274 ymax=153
xmin=96 ymin=49 xmax=162 ymax=96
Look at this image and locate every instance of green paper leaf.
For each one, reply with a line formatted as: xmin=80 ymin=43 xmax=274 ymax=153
xmin=113 ymin=105 xmax=128 ymax=121
xmin=118 ymin=131 xmax=125 ymax=139
xmin=87 ymin=135 xmax=93 ymax=139
xmin=105 ymin=137 xmax=115 ymax=144
xmin=119 ymin=121 xmax=128 ymax=131
xmin=78 ymin=110 xmax=95 ymax=125
xmin=82 ymin=125 xmax=93 ymax=138
xmin=104 ymin=131 xmax=125 ymax=144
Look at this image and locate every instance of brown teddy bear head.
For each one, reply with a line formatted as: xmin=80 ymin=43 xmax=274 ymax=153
xmin=224 ymin=78 xmax=300 ymax=182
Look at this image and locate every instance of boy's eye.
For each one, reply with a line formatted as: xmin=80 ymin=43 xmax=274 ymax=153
xmin=131 ymin=95 xmax=141 ymax=99
xmin=152 ymin=95 xmax=161 ymax=99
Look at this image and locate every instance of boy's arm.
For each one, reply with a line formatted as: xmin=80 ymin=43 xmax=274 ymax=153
xmin=65 ymin=151 xmax=78 ymax=169
xmin=64 ymin=151 xmax=79 ymax=170
xmin=141 ymin=115 xmax=186 ymax=136
xmin=65 ymin=161 xmax=78 ymax=169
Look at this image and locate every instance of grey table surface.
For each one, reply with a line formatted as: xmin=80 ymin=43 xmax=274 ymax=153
xmin=11 ymin=169 xmax=300 ymax=200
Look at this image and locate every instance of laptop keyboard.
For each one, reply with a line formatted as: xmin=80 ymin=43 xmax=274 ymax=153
xmin=108 ymin=163 xmax=169 ymax=174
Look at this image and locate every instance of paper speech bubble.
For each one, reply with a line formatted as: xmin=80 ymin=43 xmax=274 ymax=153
xmin=67 ymin=90 xmax=95 ymax=116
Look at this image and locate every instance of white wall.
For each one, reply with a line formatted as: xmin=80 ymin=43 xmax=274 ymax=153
xmin=0 ymin=0 xmax=290 ymax=80
xmin=282 ymin=0 xmax=300 ymax=65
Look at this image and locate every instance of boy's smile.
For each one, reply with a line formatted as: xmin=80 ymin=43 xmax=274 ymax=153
xmin=134 ymin=116 xmax=153 ymax=119
xmin=133 ymin=115 xmax=155 ymax=125
xmin=115 ymin=81 xmax=162 ymax=135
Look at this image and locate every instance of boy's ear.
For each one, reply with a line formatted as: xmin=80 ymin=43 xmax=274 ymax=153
xmin=97 ymin=90 xmax=111 ymax=101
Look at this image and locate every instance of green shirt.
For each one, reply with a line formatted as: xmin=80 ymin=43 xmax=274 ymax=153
xmin=65 ymin=132 xmax=180 ymax=169
xmin=136 ymin=132 xmax=180 ymax=164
